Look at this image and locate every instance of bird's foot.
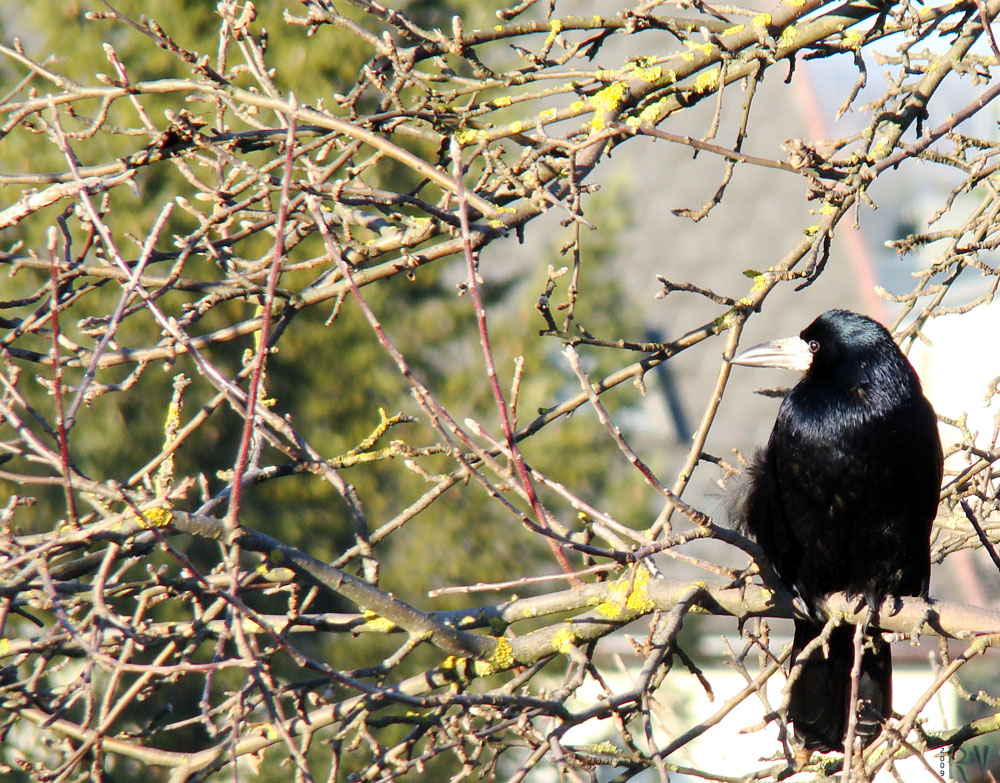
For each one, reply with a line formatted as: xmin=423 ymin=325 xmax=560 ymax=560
xmin=886 ymin=594 xmax=904 ymax=617
xmin=908 ymin=601 xmax=931 ymax=644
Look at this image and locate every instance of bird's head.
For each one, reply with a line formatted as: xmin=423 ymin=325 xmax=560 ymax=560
xmin=730 ymin=309 xmax=917 ymax=392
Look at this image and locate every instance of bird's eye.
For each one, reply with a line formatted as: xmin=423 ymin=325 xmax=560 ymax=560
xmin=808 ymin=340 xmax=820 ymax=353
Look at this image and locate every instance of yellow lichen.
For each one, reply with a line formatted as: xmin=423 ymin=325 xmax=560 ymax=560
xmin=602 ymin=565 xmax=657 ymax=616
xmin=631 ymin=97 xmax=668 ymax=125
xmin=487 ymin=636 xmax=515 ymax=670
xmin=508 ymin=120 xmax=523 ymax=134
xmin=362 ymin=609 xmax=397 ymax=633
xmin=592 ymin=15 xmax=603 ymax=24
xmin=871 ymin=135 xmax=892 ymax=159
xmin=626 ymin=62 xmax=663 ymax=82
xmin=590 ymin=82 xmax=628 ymax=111
xmin=723 ymin=24 xmax=745 ymax=35
xmin=590 ymin=741 xmax=621 ymax=755
xmin=136 ymin=506 xmax=173 ymax=529
xmin=569 ymin=99 xmax=586 ymax=113
xmin=454 ymin=128 xmax=482 ymax=146
xmin=803 ymin=224 xmax=820 ymax=236
xmin=778 ymin=25 xmax=797 ymax=47
xmin=552 ymin=627 xmax=577 ymax=654
xmin=539 ymin=108 xmax=557 ymax=123
xmin=154 ymin=381 xmax=185 ymax=495
xmin=473 ymin=659 xmax=495 ymax=677
xmin=694 ymin=68 xmax=720 ymax=93
xmin=624 ymin=565 xmax=656 ymax=613
xmin=684 ymin=41 xmax=714 ymax=57
xmin=164 ymin=402 xmax=181 ymax=435
xmin=544 ymin=18 xmax=564 ymax=47
xmin=596 ymin=600 xmax=623 ymax=618
xmin=752 ymin=12 xmax=772 ymax=27
xmin=843 ymin=29 xmax=864 ymax=49
xmin=492 ymin=95 xmax=512 ymax=108
xmin=588 ymin=81 xmax=630 ymax=130
xmin=494 ymin=24 xmax=503 ymax=32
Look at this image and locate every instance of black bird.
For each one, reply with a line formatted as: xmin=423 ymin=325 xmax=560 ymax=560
xmin=730 ymin=309 xmax=942 ymax=753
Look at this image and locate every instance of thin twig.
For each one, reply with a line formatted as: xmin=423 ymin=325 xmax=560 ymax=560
xmin=960 ymin=498 xmax=1000 ymax=575
xmin=841 ymin=607 xmax=870 ymax=783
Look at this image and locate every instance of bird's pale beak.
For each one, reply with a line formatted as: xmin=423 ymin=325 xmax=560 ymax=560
xmin=730 ymin=337 xmax=813 ymax=372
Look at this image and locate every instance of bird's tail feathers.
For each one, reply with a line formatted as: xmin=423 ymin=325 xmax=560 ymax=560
xmin=788 ymin=620 xmax=891 ymax=752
